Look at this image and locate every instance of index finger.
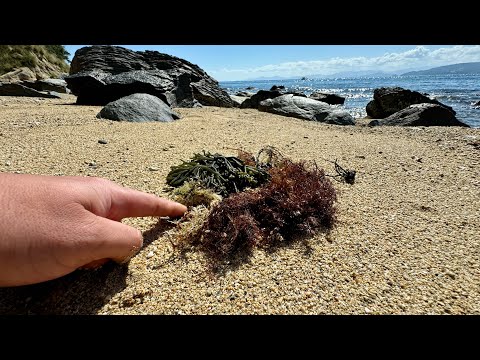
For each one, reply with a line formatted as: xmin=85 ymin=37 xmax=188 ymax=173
xmin=106 ymin=185 xmax=187 ymax=221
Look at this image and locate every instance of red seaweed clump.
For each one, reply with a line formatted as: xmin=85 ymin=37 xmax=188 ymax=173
xmin=198 ymin=158 xmax=337 ymax=264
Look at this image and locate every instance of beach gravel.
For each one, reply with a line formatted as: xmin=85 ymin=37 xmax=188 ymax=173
xmin=0 ymin=95 xmax=478 ymax=314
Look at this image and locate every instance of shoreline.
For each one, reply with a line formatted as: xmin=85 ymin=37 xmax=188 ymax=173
xmin=0 ymin=95 xmax=479 ymax=314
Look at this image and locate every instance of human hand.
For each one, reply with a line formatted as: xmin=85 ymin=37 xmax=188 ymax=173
xmin=0 ymin=173 xmax=187 ymax=287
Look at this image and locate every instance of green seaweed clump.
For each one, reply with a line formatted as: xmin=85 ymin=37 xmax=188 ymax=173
xmin=166 ymin=151 xmax=270 ymax=197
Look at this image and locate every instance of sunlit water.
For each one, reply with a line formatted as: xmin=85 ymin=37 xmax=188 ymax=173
xmin=221 ymin=74 xmax=480 ymax=128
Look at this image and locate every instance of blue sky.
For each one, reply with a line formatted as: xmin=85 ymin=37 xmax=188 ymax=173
xmin=64 ymin=45 xmax=480 ymax=81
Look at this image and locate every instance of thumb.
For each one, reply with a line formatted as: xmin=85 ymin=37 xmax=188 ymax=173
xmin=84 ymin=215 xmax=144 ymax=265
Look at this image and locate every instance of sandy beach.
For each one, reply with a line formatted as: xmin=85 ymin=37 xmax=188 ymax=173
xmin=0 ymin=94 xmax=479 ymax=314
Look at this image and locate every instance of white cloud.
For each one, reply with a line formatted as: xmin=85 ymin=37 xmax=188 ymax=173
xmin=210 ymin=45 xmax=480 ymax=81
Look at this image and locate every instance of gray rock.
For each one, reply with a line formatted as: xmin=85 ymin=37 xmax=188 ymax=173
xmin=240 ymin=88 xmax=307 ymax=109
xmin=0 ymin=83 xmax=61 ymax=98
xmin=258 ymin=94 xmax=355 ymax=125
xmin=309 ymin=91 xmax=345 ymax=105
xmin=474 ymin=101 xmax=480 ymax=107
xmin=379 ymin=103 xmax=469 ymax=127
xmin=65 ymin=45 xmax=234 ymax=108
xmin=240 ymin=89 xmax=283 ymax=109
xmin=21 ymin=78 xmax=69 ymax=94
xmin=366 ymin=87 xmax=455 ymax=118
xmin=96 ymin=93 xmax=181 ymax=123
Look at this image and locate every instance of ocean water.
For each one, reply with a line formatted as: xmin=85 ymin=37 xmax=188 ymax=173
xmin=220 ymin=74 xmax=480 ymax=128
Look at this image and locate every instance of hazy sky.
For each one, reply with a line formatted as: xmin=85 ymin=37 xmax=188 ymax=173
xmin=64 ymin=45 xmax=480 ymax=81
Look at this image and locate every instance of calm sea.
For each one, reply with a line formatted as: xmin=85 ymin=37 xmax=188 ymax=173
xmin=220 ymin=74 xmax=480 ymax=128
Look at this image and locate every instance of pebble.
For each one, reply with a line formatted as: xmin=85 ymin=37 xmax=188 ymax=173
xmin=445 ymin=271 xmax=456 ymax=279
xmin=5 ymin=161 xmax=11 ymax=166
xmin=146 ymin=251 xmax=154 ymax=259
xmin=148 ymin=166 xmax=159 ymax=171
xmin=98 ymin=139 xmax=108 ymax=144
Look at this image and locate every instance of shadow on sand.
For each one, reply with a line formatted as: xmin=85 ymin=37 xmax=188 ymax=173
xmin=0 ymin=218 xmax=175 ymax=315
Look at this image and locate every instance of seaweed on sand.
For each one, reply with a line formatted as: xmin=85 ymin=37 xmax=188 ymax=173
xmin=166 ymin=151 xmax=270 ymax=197
xmin=198 ymin=157 xmax=337 ymax=265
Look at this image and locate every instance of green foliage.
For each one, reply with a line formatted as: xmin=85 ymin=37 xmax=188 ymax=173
xmin=44 ymin=45 xmax=70 ymax=62
xmin=166 ymin=151 xmax=270 ymax=197
xmin=0 ymin=45 xmax=69 ymax=75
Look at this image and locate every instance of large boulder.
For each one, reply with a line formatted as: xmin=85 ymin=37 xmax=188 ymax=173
xmin=372 ymin=103 xmax=469 ymax=127
xmin=65 ymin=46 xmax=234 ymax=108
xmin=366 ymin=87 xmax=455 ymax=118
xmin=309 ymin=91 xmax=345 ymax=105
xmin=258 ymin=94 xmax=355 ymax=125
xmin=0 ymin=83 xmax=61 ymax=98
xmin=96 ymin=93 xmax=180 ymax=122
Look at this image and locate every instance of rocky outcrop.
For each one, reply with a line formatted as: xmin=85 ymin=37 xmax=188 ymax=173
xmin=0 ymin=83 xmax=61 ymax=98
xmin=65 ymin=46 xmax=234 ymax=107
xmin=366 ymin=87 xmax=455 ymax=118
xmin=96 ymin=93 xmax=180 ymax=122
xmin=309 ymin=91 xmax=345 ymax=105
xmin=21 ymin=79 xmax=69 ymax=94
xmin=258 ymin=94 xmax=355 ymax=125
xmin=370 ymin=103 xmax=468 ymax=127
xmin=270 ymin=85 xmax=285 ymax=91
xmin=474 ymin=100 xmax=480 ymax=107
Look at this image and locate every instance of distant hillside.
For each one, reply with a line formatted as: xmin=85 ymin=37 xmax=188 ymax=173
xmin=0 ymin=45 xmax=70 ymax=80
xmin=401 ymin=62 xmax=480 ymax=76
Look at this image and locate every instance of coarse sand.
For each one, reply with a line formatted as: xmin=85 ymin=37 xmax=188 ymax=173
xmin=0 ymin=95 xmax=479 ymax=314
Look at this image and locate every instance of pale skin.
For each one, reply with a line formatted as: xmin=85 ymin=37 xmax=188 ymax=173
xmin=0 ymin=173 xmax=187 ymax=287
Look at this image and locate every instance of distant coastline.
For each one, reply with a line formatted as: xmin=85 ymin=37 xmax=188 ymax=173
xmin=241 ymin=61 xmax=480 ymax=81
xmin=221 ymin=74 xmax=480 ymax=128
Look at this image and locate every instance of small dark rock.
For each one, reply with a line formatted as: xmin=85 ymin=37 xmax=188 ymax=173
xmin=98 ymin=139 xmax=108 ymax=144
xmin=270 ymin=85 xmax=285 ymax=91
xmin=309 ymin=91 xmax=345 ymax=105
xmin=235 ymin=91 xmax=251 ymax=97
xmin=368 ymin=119 xmax=381 ymax=127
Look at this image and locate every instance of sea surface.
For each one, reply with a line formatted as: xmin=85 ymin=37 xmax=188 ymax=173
xmin=220 ymin=74 xmax=480 ymax=128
